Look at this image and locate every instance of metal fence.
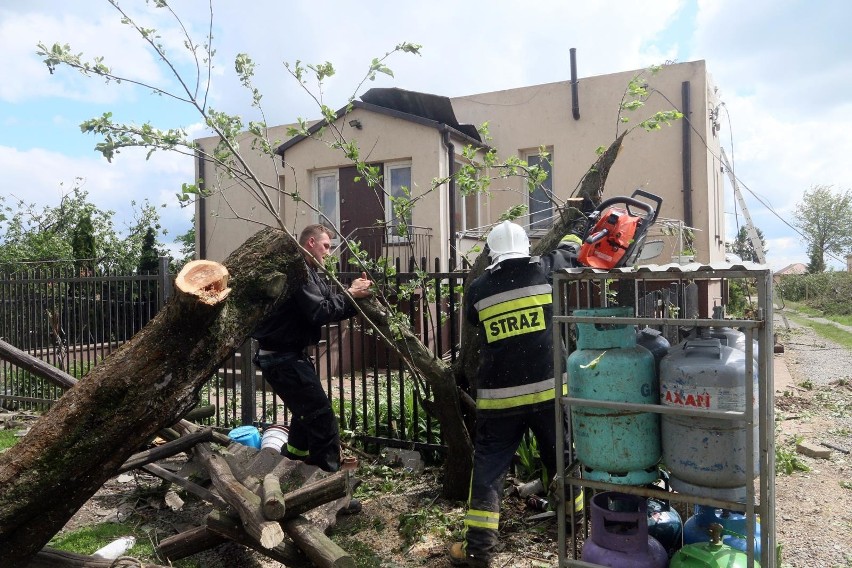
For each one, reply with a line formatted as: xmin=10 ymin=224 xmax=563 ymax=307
xmin=0 ymin=256 xmax=466 ymax=455
xmin=0 ymin=259 xmax=171 ymax=409
xmin=208 ymin=258 xmax=466 ymax=455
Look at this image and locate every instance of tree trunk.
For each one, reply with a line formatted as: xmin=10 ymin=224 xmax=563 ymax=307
xmin=0 ymin=228 xmax=305 ymax=566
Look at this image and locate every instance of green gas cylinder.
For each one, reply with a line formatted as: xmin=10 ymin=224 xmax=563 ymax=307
xmin=567 ymin=307 xmax=659 ymax=485
xmin=669 ymin=524 xmax=760 ymax=568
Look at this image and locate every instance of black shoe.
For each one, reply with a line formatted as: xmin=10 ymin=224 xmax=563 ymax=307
xmin=339 ymin=498 xmax=362 ymax=515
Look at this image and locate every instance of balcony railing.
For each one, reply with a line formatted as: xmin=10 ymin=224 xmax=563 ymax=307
xmin=339 ymin=225 xmax=432 ymax=270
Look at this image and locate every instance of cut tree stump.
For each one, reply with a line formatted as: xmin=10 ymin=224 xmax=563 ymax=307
xmin=174 ymin=259 xmax=232 ymax=305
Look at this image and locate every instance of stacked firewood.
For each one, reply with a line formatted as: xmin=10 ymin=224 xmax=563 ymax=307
xmin=149 ymin=422 xmax=356 ymax=567
xmin=29 ymin=421 xmax=357 ymax=568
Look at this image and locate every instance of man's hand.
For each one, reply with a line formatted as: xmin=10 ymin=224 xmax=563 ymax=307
xmin=348 ymin=272 xmax=373 ymax=299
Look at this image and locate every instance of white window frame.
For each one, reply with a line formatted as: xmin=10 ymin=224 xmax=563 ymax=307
xmin=313 ymin=169 xmax=339 ymax=239
xmin=523 ymin=148 xmax=554 ymax=235
xmin=454 ymin=160 xmax=481 ymax=234
xmin=384 ymin=161 xmax=412 ymax=242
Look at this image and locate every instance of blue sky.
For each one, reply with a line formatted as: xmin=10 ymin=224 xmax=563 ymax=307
xmin=2 ymin=0 xmax=851 ymax=270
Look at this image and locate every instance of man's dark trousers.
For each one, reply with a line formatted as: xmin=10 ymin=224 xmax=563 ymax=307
xmin=464 ymin=403 xmax=557 ymax=559
xmin=257 ymin=351 xmax=340 ymax=472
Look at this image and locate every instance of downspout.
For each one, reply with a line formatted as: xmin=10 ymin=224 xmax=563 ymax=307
xmin=570 ymin=48 xmax=580 ymax=120
xmin=681 ymin=81 xmax=693 ymax=227
xmin=196 ymin=148 xmax=207 ymax=260
xmin=442 ymin=127 xmax=457 ymax=270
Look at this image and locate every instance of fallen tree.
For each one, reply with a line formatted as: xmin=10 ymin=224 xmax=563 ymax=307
xmin=0 ymin=229 xmax=306 ymax=565
xmin=0 ymin=133 xmax=622 ymax=567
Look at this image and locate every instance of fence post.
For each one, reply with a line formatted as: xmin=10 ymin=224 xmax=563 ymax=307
xmin=240 ymin=339 xmax=256 ymax=425
xmin=157 ymin=256 xmax=173 ymax=309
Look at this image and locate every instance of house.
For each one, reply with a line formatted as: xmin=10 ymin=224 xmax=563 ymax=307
xmin=195 ymin=59 xmax=726 ymax=280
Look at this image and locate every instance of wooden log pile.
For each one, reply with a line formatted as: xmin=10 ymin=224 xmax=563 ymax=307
xmin=145 ymin=421 xmax=358 ymax=567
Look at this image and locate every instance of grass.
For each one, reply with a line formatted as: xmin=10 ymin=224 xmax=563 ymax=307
xmin=48 ymin=521 xmax=199 ymax=567
xmin=0 ymin=429 xmax=18 ymax=451
xmin=775 ymin=434 xmax=811 ymax=475
xmin=784 ymin=300 xmax=852 ymax=327
xmin=787 ymin=313 xmax=852 ymax=350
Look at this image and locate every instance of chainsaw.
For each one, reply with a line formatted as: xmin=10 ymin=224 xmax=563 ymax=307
xmin=577 ymin=189 xmax=662 ymax=269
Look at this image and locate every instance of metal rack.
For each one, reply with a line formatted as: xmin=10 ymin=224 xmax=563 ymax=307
xmin=551 ymin=263 xmax=775 ymax=567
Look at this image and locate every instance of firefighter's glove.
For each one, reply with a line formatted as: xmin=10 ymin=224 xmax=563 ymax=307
xmin=559 ymin=233 xmax=583 ymax=254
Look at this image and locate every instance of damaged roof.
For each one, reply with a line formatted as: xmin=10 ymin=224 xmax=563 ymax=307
xmin=275 ymin=87 xmax=485 ymax=155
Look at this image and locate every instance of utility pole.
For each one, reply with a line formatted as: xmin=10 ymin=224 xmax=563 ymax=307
xmin=721 ymin=148 xmax=766 ymax=264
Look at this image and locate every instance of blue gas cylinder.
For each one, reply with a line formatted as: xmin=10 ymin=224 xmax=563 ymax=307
xmin=567 ymin=307 xmax=660 ymax=485
xmin=683 ymin=505 xmax=761 ymax=556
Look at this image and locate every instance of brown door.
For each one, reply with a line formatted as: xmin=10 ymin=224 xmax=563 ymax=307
xmin=339 ymin=164 xmax=385 ymax=263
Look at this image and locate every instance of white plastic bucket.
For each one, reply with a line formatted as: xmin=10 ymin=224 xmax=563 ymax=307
xmin=261 ymin=424 xmax=289 ymax=453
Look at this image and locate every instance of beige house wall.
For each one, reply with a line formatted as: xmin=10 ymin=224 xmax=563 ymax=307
xmin=195 ymin=124 xmax=293 ymax=263
xmin=195 ymin=60 xmax=725 ymax=269
xmin=278 ymin=107 xmax=449 ymax=258
xmin=195 ymin=111 xmax=472 ymax=263
xmin=451 ymin=60 xmax=725 ymax=264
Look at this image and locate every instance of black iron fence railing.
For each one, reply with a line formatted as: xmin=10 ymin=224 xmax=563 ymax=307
xmin=0 ymin=256 xmax=466 ymax=455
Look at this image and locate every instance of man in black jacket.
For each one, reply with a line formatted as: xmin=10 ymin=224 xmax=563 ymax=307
xmin=252 ymin=224 xmax=372 ymax=472
xmin=450 ymin=221 xmax=580 ymax=567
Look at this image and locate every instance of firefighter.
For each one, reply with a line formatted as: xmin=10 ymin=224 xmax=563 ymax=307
xmin=450 ymin=220 xmax=581 ymax=567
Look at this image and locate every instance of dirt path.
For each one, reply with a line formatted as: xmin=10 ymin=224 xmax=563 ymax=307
xmin=773 ymin=318 xmax=852 ymax=568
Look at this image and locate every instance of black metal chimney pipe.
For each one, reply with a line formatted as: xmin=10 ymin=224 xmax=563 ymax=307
xmin=570 ymin=48 xmax=580 ymax=120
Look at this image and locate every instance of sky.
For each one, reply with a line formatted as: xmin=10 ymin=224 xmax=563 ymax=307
xmin=1 ymin=0 xmax=851 ymax=270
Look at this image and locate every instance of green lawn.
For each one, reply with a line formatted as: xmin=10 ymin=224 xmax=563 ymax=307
xmin=0 ymin=429 xmax=18 ymax=452
xmin=784 ymin=300 xmax=852 ymax=327
xmin=787 ymin=313 xmax=852 ymax=350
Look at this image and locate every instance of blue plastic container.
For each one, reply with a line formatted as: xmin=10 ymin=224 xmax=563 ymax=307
xmin=228 ymin=425 xmax=261 ymax=448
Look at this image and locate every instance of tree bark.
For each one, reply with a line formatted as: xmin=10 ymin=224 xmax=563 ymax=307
xmin=283 ymin=516 xmax=356 ymax=568
xmin=193 ymin=442 xmax=285 ymax=549
xmin=0 ymin=228 xmax=305 ymax=566
xmin=117 ymin=427 xmax=213 ymax=473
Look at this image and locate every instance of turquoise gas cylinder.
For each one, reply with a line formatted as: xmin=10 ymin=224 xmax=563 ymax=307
xmin=568 ymin=307 xmax=660 ymax=485
xmin=684 ymin=505 xmax=761 ymax=556
xmin=670 ymin=524 xmax=760 ymax=568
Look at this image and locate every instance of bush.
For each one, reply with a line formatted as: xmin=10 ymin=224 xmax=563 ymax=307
xmin=776 ymin=272 xmax=852 ymax=315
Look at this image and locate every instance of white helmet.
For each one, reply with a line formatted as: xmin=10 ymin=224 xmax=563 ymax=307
xmin=486 ymin=220 xmax=530 ymax=269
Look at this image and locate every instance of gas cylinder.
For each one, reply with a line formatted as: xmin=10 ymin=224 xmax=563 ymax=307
xmin=581 ymin=492 xmax=668 ymax=568
xmin=683 ymin=505 xmax=761 ymax=556
xmin=660 ymin=338 xmax=759 ymax=500
xmin=670 ymin=523 xmax=760 ymax=568
xmin=568 ymin=307 xmax=660 ymax=485
xmin=635 ymin=326 xmax=671 ymax=374
xmin=647 ymin=496 xmax=683 ymax=557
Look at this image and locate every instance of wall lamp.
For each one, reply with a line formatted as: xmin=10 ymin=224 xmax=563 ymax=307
xmin=348 ymin=119 xmax=363 ymax=130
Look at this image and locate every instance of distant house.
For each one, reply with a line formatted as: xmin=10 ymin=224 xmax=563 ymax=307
xmin=776 ymin=263 xmax=808 ymax=276
xmin=195 ymin=59 xmax=725 ymax=279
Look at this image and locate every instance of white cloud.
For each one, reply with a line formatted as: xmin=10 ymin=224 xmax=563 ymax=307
xmin=0 ymin=144 xmax=194 ymax=240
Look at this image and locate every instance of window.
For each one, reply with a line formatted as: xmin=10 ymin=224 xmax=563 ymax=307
xmin=524 ymin=149 xmax=553 ymax=232
xmin=314 ymin=170 xmax=339 ymax=233
xmin=454 ymin=160 xmax=480 ymax=233
xmin=385 ymin=162 xmax=412 ymax=239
